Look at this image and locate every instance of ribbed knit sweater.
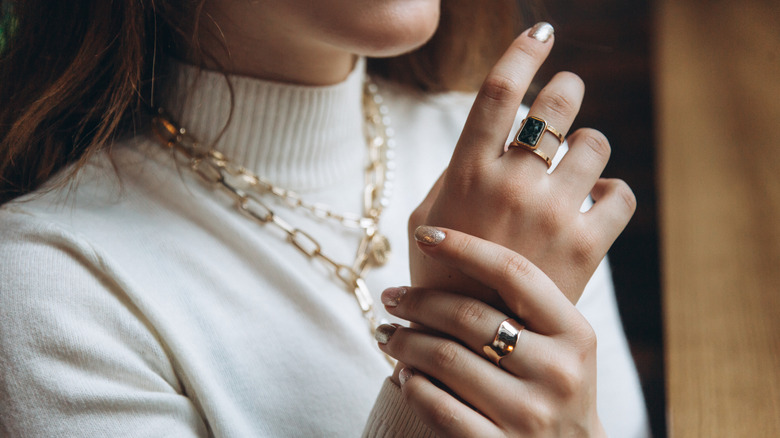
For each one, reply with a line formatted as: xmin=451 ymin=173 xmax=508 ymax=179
xmin=0 ymin=60 xmax=649 ymax=437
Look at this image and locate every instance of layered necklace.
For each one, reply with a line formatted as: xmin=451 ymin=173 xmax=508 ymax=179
xmin=151 ymin=78 xmax=395 ymax=364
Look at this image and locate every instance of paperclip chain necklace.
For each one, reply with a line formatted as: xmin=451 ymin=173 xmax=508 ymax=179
xmin=151 ymin=79 xmax=396 ymax=365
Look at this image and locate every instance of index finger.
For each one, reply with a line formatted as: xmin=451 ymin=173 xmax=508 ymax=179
xmin=452 ymin=22 xmax=555 ymax=166
xmin=413 ymin=225 xmax=584 ymax=335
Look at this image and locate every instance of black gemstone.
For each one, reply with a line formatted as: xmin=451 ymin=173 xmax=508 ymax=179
xmin=516 ymin=117 xmax=545 ymax=148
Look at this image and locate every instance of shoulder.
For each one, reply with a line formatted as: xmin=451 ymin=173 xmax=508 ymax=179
xmin=0 ymin=135 xmax=200 ymax=247
xmin=0 ymin=200 xmax=122 ymax=325
xmin=0 ymin=194 xmax=151 ymax=367
xmin=0 ymin=202 xmax=99 ymax=276
xmin=0 ymin=137 xmax=187 ymax=309
xmin=0 ymin=178 xmax=204 ymax=436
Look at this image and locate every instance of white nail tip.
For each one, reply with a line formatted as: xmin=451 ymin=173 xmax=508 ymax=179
xmin=530 ymin=22 xmax=554 ymax=43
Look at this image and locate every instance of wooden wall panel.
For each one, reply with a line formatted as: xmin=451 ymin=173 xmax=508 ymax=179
xmin=655 ymin=1 xmax=780 ymax=436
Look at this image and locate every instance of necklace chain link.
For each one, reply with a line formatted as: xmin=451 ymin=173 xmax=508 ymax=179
xmin=151 ymin=79 xmax=395 ymax=365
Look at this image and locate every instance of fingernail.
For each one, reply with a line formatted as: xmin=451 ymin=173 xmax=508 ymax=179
xmin=414 ymin=225 xmax=445 ymax=246
xmin=530 ymin=22 xmax=554 ymax=43
xmin=399 ymin=367 xmax=414 ymax=386
xmin=382 ymin=287 xmax=407 ymax=307
xmin=375 ymin=323 xmax=397 ymax=344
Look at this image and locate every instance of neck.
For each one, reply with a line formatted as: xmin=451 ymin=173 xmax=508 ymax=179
xmin=162 ymin=58 xmax=368 ymax=190
xmin=194 ymin=1 xmax=356 ymax=85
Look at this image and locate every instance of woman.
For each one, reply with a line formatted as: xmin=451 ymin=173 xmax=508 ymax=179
xmin=0 ymin=0 xmax=649 ymax=436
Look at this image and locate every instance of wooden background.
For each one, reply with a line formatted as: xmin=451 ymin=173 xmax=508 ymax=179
xmin=655 ymin=0 xmax=780 ymax=436
xmin=540 ymin=0 xmax=780 ymax=436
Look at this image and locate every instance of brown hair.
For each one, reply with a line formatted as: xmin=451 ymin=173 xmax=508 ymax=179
xmin=0 ymin=0 xmax=536 ymax=204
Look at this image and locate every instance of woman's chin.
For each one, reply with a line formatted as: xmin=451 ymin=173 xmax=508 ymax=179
xmin=354 ymin=34 xmax=434 ymax=58
xmin=353 ymin=20 xmax=439 ymax=58
xmin=330 ymin=2 xmax=440 ymax=58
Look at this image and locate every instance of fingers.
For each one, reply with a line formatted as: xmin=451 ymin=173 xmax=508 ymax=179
xmin=412 ymin=226 xmax=584 ymax=335
xmin=377 ymin=286 xmax=601 ymax=435
xmin=453 ymin=22 xmax=555 ymax=165
xmin=552 ymin=128 xmax=609 ymax=199
xmin=377 ymin=325 xmax=532 ymax=423
xmin=380 ymin=319 xmax=600 ymax=437
xmin=399 ymin=369 xmax=501 ymax=438
xmin=505 ymin=72 xmax=585 ymax=170
xmin=383 ymin=287 xmax=505 ymax=349
xmin=585 ymin=178 xmax=636 ymax=249
xmin=381 ymin=287 xmax=559 ymax=378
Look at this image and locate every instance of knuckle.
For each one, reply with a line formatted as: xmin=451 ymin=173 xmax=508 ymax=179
xmin=428 ymin=396 xmax=460 ymax=428
xmin=451 ymin=299 xmax=488 ymax=328
xmin=613 ymin=179 xmax=637 ymax=215
xmin=566 ymin=322 xmax=598 ymax=364
xmin=400 ymin=288 xmax=422 ymax=315
xmin=509 ymin=38 xmax=547 ymax=64
xmin=480 ymin=74 xmax=521 ymax=104
xmin=431 ymin=341 xmax=461 ymax=370
xmin=558 ymin=71 xmax=586 ymax=89
xmin=525 ymin=402 xmax=556 ymax=433
xmin=500 ymin=253 xmax=534 ymax=281
xmin=579 ymin=128 xmax=612 ymax=161
xmin=576 ymin=324 xmax=598 ymax=353
xmin=552 ymin=361 xmax=586 ymax=399
xmin=570 ymin=229 xmax=601 ymax=266
xmin=537 ymin=87 xmax=579 ymax=119
xmin=450 ymin=232 xmax=476 ymax=258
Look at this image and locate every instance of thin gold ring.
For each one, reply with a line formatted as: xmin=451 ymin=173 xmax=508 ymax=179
xmin=508 ymin=116 xmax=565 ymax=168
xmin=482 ymin=318 xmax=525 ymax=367
xmin=526 ymin=148 xmax=553 ymax=168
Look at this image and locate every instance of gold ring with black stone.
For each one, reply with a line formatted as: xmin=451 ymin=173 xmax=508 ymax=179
xmin=508 ymin=116 xmax=565 ymax=168
xmin=482 ymin=318 xmax=525 ymax=367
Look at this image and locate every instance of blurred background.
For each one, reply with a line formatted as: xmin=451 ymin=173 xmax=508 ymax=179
xmin=537 ymin=0 xmax=780 ymax=437
xmin=533 ymin=0 xmax=664 ymax=435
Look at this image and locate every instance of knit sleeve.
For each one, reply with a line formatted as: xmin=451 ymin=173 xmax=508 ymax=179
xmin=362 ymin=378 xmax=438 ymax=438
xmin=0 ymin=211 xmax=208 ymax=437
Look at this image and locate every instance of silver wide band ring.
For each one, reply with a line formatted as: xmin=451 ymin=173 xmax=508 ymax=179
xmin=482 ymin=318 xmax=525 ymax=367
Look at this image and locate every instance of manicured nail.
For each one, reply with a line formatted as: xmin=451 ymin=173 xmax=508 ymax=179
xmin=414 ymin=225 xmax=445 ymax=246
xmin=382 ymin=287 xmax=407 ymax=307
xmin=530 ymin=22 xmax=554 ymax=43
xmin=399 ymin=367 xmax=414 ymax=386
xmin=375 ymin=324 xmax=397 ymax=344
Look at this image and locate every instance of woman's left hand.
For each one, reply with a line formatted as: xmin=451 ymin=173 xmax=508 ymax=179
xmin=376 ymin=227 xmax=606 ymax=438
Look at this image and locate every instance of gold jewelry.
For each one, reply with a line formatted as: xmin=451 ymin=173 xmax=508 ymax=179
xmin=508 ymin=116 xmax=565 ymax=168
xmin=151 ymin=78 xmax=395 ymax=365
xmin=482 ymin=318 xmax=525 ymax=367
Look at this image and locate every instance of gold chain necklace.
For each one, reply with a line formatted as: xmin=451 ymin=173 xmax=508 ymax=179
xmin=151 ymin=79 xmax=395 ymax=365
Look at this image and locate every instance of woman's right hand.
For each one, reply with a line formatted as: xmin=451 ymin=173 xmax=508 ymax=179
xmin=408 ymin=23 xmax=636 ymax=304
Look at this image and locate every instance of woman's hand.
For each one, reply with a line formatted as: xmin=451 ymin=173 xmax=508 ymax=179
xmin=409 ymin=23 xmax=636 ymax=304
xmin=377 ymin=228 xmax=607 ymax=437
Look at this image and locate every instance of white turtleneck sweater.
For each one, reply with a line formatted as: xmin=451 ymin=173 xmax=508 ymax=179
xmin=0 ymin=61 xmax=649 ymax=437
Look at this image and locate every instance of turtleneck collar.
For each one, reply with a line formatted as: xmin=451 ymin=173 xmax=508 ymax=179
xmin=161 ymin=58 xmax=366 ymax=191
